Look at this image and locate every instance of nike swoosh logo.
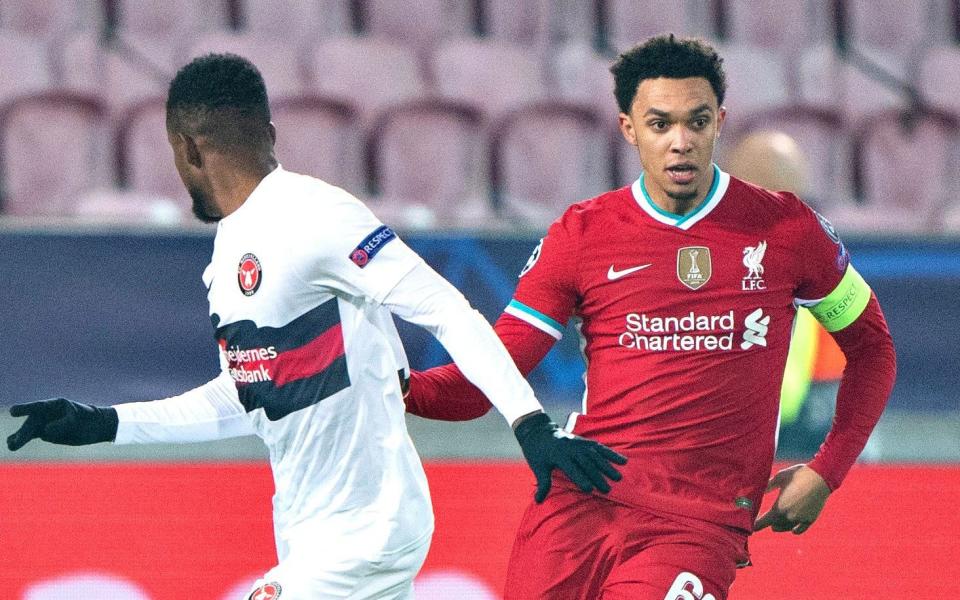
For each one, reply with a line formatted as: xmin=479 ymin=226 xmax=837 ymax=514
xmin=607 ymin=264 xmax=652 ymax=280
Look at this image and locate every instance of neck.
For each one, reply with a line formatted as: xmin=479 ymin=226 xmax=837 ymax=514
xmin=644 ymin=164 xmax=716 ymax=216
xmin=210 ymin=155 xmax=278 ymax=218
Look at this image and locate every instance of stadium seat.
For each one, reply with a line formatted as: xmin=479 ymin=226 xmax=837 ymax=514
xmin=113 ymin=0 xmax=227 ymax=39
xmin=0 ymin=0 xmax=96 ymax=40
xmin=830 ymin=110 xmax=960 ymax=234
xmin=722 ymin=107 xmax=854 ymax=213
xmin=919 ymin=45 xmax=960 ymax=116
xmin=115 ymin=97 xmax=190 ymax=213
xmin=0 ymin=31 xmax=51 ymax=102
xmin=723 ymin=0 xmax=831 ymax=53
xmin=0 ymin=92 xmax=112 ymax=216
xmin=715 ymin=43 xmax=791 ymax=115
xmin=307 ymin=36 xmax=424 ymax=122
xmin=480 ymin=0 xmax=552 ymax=47
xmin=361 ymin=0 xmax=474 ymax=64
xmin=365 ymin=99 xmax=495 ymax=230
xmin=551 ymin=41 xmax=620 ymax=122
xmin=58 ymin=32 xmax=171 ymax=114
xmin=432 ymin=38 xmax=546 ymax=118
xmin=271 ymin=96 xmax=365 ymax=193
xmin=798 ymin=44 xmax=911 ymax=121
xmin=845 ymin=0 xmax=948 ymax=59
xmin=184 ymin=33 xmax=306 ymax=99
xmin=602 ymin=0 xmax=710 ymax=53
xmin=490 ymin=102 xmax=609 ymax=229
xmin=238 ymin=0 xmax=351 ymax=43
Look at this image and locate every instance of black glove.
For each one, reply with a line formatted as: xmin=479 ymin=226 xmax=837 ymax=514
xmin=514 ymin=411 xmax=627 ymax=503
xmin=7 ymin=398 xmax=118 ymax=451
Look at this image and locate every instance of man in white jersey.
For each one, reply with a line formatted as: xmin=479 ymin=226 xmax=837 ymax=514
xmin=6 ymin=54 xmax=626 ymax=599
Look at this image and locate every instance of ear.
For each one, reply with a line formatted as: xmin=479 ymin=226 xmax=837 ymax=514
xmin=267 ymin=121 xmax=277 ymax=145
xmin=715 ymin=106 xmax=727 ymax=140
xmin=618 ymin=112 xmax=638 ymax=147
xmin=182 ymin=133 xmax=202 ymax=168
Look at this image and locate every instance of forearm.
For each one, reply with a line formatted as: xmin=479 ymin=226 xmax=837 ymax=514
xmin=807 ymin=294 xmax=896 ymax=490
xmin=385 ymin=263 xmax=544 ymax=425
xmin=113 ymin=372 xmax=254 ymax=444
xmin=406 ymin=313 xmax=554 ymax=420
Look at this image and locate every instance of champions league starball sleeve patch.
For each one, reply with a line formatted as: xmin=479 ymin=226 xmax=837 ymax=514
xmin=349 ymin=225 xmax=396 ymax=268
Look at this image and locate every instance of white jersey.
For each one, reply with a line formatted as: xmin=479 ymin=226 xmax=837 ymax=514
xmin=205 ymin=166 xmax=432 ymax=554
xmin=114 ymin=166 xmax=544 ymax=584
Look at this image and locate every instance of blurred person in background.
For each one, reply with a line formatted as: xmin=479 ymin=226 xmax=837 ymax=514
xmin=726 ymin=130 xmax=846 ymax=433
xmin=5 ymin=53 xmax=624 ymax=600
xmin=404 ymin=35 xmax=896 ymax=599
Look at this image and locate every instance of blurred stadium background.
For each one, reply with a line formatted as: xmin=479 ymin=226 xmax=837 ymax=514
xmin=0 ymin=0 xmax=958 ymax=598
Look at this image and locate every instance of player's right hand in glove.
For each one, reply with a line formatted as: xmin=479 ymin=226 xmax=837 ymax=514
xmin=513 ymin=411 xmax=627 ymax=503
xmin=7 ymin=398 xmax=118 ymax=451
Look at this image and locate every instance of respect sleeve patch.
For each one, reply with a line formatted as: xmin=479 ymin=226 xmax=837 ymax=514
xmin=808 ymin=265 xmax=872 ymax=332
xmin=349 ymin=225 xmax=396 ymax=268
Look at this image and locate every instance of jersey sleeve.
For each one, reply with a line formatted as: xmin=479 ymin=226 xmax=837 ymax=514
xmin=793 ymin=206 xmax=851 ymax=305
xmin=503 ymin=213 xmax=581 ymax=340
xmin=294 ymin=187 xmax=424 ymax=305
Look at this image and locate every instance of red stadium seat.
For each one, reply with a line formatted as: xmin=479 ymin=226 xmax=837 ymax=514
xmin=239 ymin=0 xmax=350 ymax=44
xmin=365 ymin=99 xmax=496 ymax=229
xmin=716 ymin=42 xmax=791 ymax=115
xmin=432 ymin=38 xmax=546 ymax=118
xmin=115 ymin=97 xmax=190 ymax=214
xmin=603 ymin=0 xmax=709 ymax=53
xmin=58 ymin=32 xmax=171 ymax=114
xmin=0 ymin=0 xmax=96 ymax=40
xmin=481 ymin=0 xmax=552 ymax=47
xmin=307 ymin=36 xmax=424 ymax=122
xmin=271 ymin=96 xmax=365 ymax=193
xmin=490 ymin=102 xmax=610 ymax=229
xmin=0 ymin=31 xmax=51 ymax=102
xmin=551 ymin=41 xmax=620 ymax=123
xmin=798 ymin=44 xmax=910 ymax=121
xmin=846 ymin=0 xmax=948 ymax=59
xmin=183 ymin=33 xmax=307 ymax=99
xmin=830 ymin=110 xmax=960 ymax=234
xmin=0 ymin=92 xmax=112 ymax=216
xmin=919 ymin=45 xmax=960 ymax=116
xmin=113 ymin=0 xmax=227 ymax=39
xmin=362 ymin=0 xmax=474 ymax=62
xmin=723 ymin=0 xmax=831 ymax=53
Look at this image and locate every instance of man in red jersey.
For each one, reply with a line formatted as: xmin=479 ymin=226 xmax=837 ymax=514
xmin=405 ymin=35 xmax=896 ymax=600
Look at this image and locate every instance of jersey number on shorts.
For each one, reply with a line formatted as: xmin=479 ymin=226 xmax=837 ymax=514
xmin=664 ymin=571 xmax=716 ymax=600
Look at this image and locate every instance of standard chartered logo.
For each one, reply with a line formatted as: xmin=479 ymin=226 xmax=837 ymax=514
xmin=617 ymin=308 xmax=771 ymax=352
xmin=740 ymin=308 xmax=770 ymax=349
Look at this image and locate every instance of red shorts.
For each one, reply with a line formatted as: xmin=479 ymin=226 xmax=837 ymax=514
xmin=503 ymin=487 xmax=749 ymax=600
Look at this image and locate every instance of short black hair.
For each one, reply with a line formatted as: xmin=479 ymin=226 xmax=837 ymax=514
xmin=166 ymin=53 xmax=272 ymax=150
xmin=610 ymin=34 xmax=726 ymax=114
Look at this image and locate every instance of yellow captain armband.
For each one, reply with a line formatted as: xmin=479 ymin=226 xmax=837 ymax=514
xmin=807 ymin=265 xmax=872 ymax=332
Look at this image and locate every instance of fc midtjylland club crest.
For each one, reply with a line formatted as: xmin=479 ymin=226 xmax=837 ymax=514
xmin=677 ymin=246 xmax=711 ymax=290
xmin=238 ymin=253 xmax=262 ymax=296
xmin=248 ymin=582 xmax=282 ymax=599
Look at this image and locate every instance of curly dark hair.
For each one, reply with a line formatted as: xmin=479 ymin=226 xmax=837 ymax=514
xmin=610 ymin=34 xmax=726 ymax=114
xmin=166 ymin=53 xmax=272 ymax=150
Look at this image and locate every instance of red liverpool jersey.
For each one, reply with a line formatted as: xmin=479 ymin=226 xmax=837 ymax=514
xmin=504 ymin=166 xmax=850 ymax=532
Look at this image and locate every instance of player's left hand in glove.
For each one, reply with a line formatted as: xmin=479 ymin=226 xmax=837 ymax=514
xmin=514 ymin=411 xmax=628 ymax=503
xmin=7 ymin=398 xmax=118 ymax=450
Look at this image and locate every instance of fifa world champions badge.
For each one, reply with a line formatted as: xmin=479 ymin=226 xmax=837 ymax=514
xmin=677 ymin=246 xmax=711 ymax=290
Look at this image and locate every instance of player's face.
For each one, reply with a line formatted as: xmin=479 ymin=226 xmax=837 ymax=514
xmin=619 ymin=77 xmax=725 ymax=209
xmin=167 ymin=130 xmax=221 ymax=223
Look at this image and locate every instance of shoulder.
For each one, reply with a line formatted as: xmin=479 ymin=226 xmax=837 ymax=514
xmin=724 ymin=175 xmax=823 ymax=231
xmin=550 ymin=186 xmax=632 ymax=237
